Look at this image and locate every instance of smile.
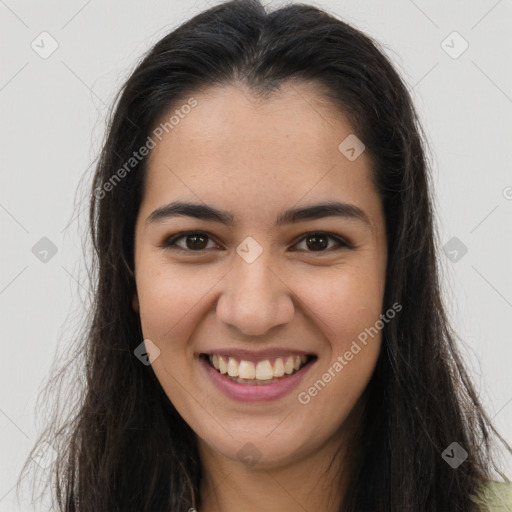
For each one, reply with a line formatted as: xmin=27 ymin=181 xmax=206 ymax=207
xmin=202 ymin=353 xmax=314 ymax=383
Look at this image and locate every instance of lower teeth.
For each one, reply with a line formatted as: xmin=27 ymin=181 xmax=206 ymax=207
xmin=225 ymin=374 xmax=292 ymax=385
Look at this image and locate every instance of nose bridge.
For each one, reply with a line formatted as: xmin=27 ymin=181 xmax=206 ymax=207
xmin=216 ymin=246 xmax=294 ymax=336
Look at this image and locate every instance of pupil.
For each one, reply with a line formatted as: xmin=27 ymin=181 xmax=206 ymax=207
xmin=187 ymin=234 xmax=207 ymax=250
xmin=307 ymin=234 xmax=327 ymax=251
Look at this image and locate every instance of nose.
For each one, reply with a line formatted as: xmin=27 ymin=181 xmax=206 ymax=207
xmin=215 ymin=249 xmax=295 ymax=337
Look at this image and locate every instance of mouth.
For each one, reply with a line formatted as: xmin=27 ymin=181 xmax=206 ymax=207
xmin=200 ymin=353 xmax=317 ymax=385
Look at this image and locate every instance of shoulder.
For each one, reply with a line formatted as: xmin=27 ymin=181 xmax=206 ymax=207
xmin=469 ymin=479 xmax=512 ymax=511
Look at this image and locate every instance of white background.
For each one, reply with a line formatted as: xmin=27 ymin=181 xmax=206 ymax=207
xmin=1 ymin=0 xmax=511 ymax=510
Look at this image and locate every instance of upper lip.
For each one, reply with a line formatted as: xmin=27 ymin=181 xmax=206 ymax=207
xmin=199 ymin=348 xmax=316 ymax=362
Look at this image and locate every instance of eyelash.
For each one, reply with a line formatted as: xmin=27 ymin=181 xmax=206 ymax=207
xmin=160 ymin=230 xmax=354 ymax=254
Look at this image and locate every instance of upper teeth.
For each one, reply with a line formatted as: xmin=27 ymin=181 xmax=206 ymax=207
xmin=209 ymin=354 xmax=308 ymax=380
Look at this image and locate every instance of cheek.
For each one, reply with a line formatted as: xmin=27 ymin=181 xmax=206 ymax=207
xmin=293 ymin=265 xmax=384 ymax=403
xmin=135 ymin=264 xmax=213 ymax=412
xmin=136 ymin=263 xmax=212 ymax=341
xmin=297 ymin=263 xmax=385 ymax=341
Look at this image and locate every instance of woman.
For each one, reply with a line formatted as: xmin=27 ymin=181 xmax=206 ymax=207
xmin=17 ymin=0 xmax=512 ymax=510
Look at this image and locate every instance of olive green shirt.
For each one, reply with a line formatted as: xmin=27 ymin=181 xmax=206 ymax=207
xmin=470 ymin=480 xmax=512 ymax=511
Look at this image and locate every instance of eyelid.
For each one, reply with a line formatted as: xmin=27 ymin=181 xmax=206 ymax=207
xmin=161 ymin=230 xmax=355 ymax=253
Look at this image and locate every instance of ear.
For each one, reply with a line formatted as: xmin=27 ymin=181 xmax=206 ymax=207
xmin=132 ymin=292 xmax=139 ymax=312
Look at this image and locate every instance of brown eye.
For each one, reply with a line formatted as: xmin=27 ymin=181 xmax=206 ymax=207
xmin=294 ymin=232 xmax=351 ymax=252
xmin=184 ymin=233 xmax=209 ymax=250
xmin=304 ymin=233 xmax=329 ymax=251
xmin=163 ymin=231 xmax=218 ymax=251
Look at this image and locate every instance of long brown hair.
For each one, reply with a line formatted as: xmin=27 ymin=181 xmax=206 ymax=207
xmin=16 ymin=1 xmax=511 ymax=510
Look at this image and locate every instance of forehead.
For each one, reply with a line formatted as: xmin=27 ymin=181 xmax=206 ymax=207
xmin=140 ymin=81 xmax=379 ymax=228
xmin=148 ymin=81 xmax=360 ymax=171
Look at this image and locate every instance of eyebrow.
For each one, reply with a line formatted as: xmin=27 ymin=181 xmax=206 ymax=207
xmin=145 ymin=200 xmax=371 ymax=229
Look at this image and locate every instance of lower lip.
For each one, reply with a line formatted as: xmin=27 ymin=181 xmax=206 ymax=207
xmin=199 ymin=356 xmax=316 ymax=402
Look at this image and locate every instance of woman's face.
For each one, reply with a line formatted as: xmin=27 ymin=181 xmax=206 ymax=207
xmin=133 ymin=82 xmax=387 ymax=468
